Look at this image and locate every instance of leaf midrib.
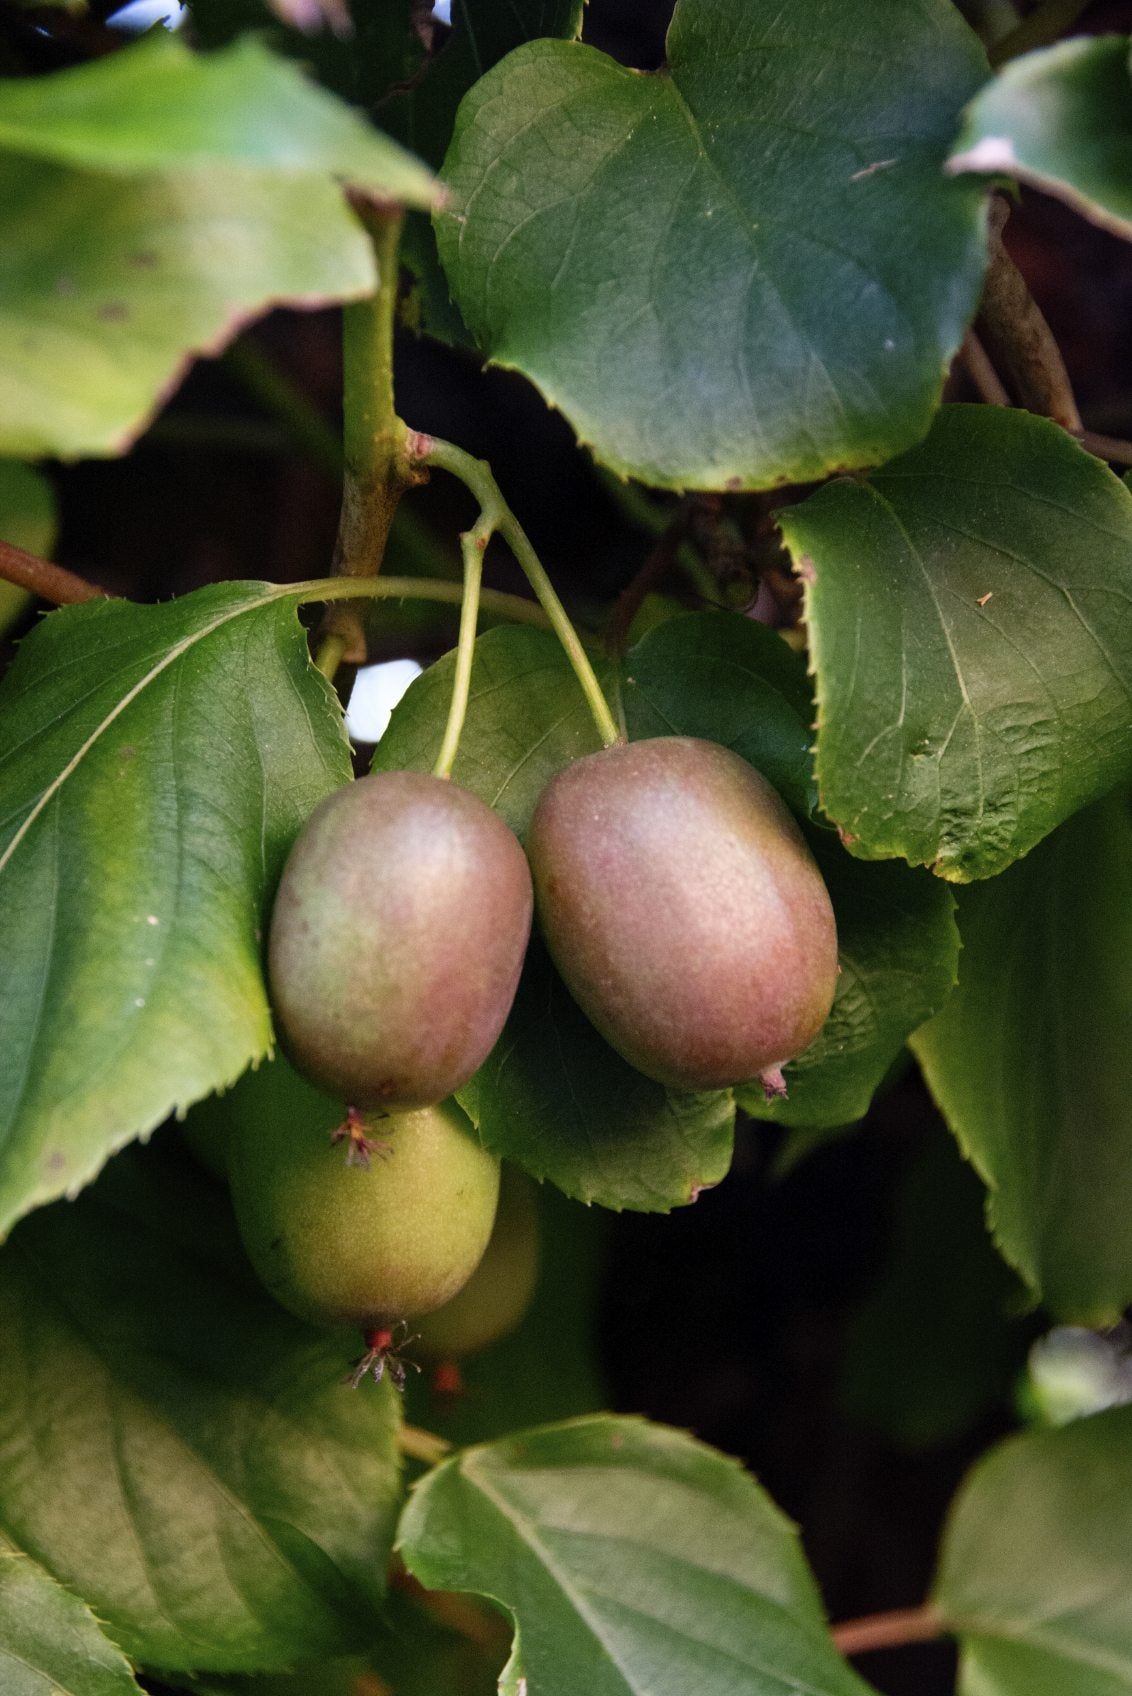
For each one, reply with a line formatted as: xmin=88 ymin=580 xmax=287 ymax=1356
xmin=0 ymin=585 xmax=287 ymax=880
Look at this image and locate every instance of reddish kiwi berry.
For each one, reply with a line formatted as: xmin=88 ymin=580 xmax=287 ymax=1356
xmin=227 ymin=1080 xmax=501 ymax=1335
xmin=268 ymin=772 xmax=533 ymax=1110
xmin=415 ymin=1167 xmax=540 ymax=1362
xmin=527 ymin=737 xmax=838 ymax=1093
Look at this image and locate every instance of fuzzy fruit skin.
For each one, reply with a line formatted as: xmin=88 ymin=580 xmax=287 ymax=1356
xmin=228 ymin=1084 xmax=501 ymax=1330
xmin=527 ymin=737 xmax=838 ymax=1091
xmin=268 ymin=772 xmax=533 ymax=1109
xmin=415 ymin=1167 xmax=540 ymax=1361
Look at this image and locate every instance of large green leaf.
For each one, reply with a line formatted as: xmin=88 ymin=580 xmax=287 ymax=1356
xmin=0 ymin=460 xmax=56 ymax=636
xmin=0 ymin=582 xmax=350 ymax=1239
xmin=949 ymin=35 xmax=1132 ymax=241
xmin=0 ymin=1546 xmax=141 ymax=1696
xmin=912 ymin=793 xmax=1132 ymax=1323
xmin=435 ymin=0 xmax=988 ymax=490
xmin=0 ymin=1143 xmax=402 ymax=1674
xmin=0 ymin=35 xmax=437 ymax=458
xmin=0 ymin=157 xmax=371 ymax=461
xmin=0 ymin=32 xmax=436 ymax=198
xmin=738 ymin=839 xmax=958 ymax=1129
xmin=458 ymin=941 xmax=736 ymax=1210
xmin=398 ymin=1415 xmax=874 ymax=1696
xmin=782 ymin=406 xmax=1132 ymax=882
xmin=935 ymin=1408 xmax=1132 ymax=1695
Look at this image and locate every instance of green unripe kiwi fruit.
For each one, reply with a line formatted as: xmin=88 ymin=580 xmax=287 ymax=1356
xmin=527 ymin=736 xmax=838 ymax=1092
xmin=268 ymin=771 xmax=533 ymax=1110
xmin=227 ymin=1066 xmax=501 ymax=1330
xmin=414 ymin=1167 xmax=540 ymax=1361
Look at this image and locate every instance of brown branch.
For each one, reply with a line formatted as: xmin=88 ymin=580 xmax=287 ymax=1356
xmin=831 ymin=1603 xmax=947 ymax=1658
xmin=1075 ymin=428 xmax=1132 ymax=468
xmin=0 ymin=538 xmax=108 ymax=607
xmin=607 ymin=506 xmax=690 ymax=656
xmin=977 ymin=196 xmax=1082 ymax=432
xmin=959 ymin=329 xmax=1011 ymax=407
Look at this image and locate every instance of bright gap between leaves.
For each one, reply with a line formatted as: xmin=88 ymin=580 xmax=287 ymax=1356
xmin=345 ymin=658 xmax=423 ymax=745
xmin=107 ymin=0 xmax=185 ymax=29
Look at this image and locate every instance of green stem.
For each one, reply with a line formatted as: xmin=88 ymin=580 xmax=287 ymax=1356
xmin=432 ymin=525 xmax=486 ymax=779
xmin=414 ymin=435 xmax=623 ymax=749
xmin=322 ymin=206 xmax=420 ymax=664
xmin=294 ymin=573 xmax=551 ymax=628
xmin=313 ymin=632 xmax=348 ymax=681
xmin=990 ymin=0 xmax=1091 ymax=64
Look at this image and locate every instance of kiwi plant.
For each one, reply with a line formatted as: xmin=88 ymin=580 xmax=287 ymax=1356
xmin=3 ymin=4 xmax=1126 ymax=1692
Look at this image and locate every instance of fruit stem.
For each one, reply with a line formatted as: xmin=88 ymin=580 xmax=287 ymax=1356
xmin=433 ymin=522 xmax=487 ymax=779
xmin=412 ymin=434 xmax=624 ymax=750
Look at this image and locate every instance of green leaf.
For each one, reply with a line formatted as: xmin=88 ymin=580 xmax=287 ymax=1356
xmin=0 ymin=1547 xmax=141 ymax=1696
xmin=0 ymin=156 xmax=374 ymax=460
xmin=394 ymin=0 xmax=585 ymax=345
xmin=782 ymin=406 xmax=1132 ymax=882
xmin=839 ymin=1122 xmax=1032 ymax=1450
xmin=912 ymin=792 xmax=1132 ymax=1323
xmin=0 ymin=32 xmax=437 ymax=201
xmin=398 ymin=1415 xmax=873 ymax=1696
xmin=0 ymin=34 xmax=438 ymax=459
xmin=374 ymin=622 xmax=608 ymax=837
xmin=738 ymin=841 xmax=958 ymax=1128
xmin=435 ymin=0 xmax=988 ymax=490
xmin=0 ymin=582 xmax=350 ymax=1240
xmin=0 ymin=1142 xmax=402 ymax=1674
xmin=185 ymin=0 xmax=428 ymax=114
xmin=0 ymin=460 xmax=56 ymax=637
xmin=934 ymin=1407 xmax=1132 ymax=1695
xmin=458 ymin=942 xmax=736 ymax=1210
xmin=949 ymin=35 xmax=1132 ymax=241
xmin=618 ymin=610 xmax=816 ymax=818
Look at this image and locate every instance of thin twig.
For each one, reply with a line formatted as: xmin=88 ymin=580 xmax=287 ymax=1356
xmin=990 ymin=0 xmax=1092 ymax=66
xmin=0 ymin=539 xmax=108 ymax=607
xmin=831 ymin=1603 xmax=947 ymax=1658
xmin=959 ymin=329 xmax=1011 ymax=407
xmin=608 ymin=508 xmax=689 ymax=656
xmin=977 ymin=196 xmax=1082 ymax=432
